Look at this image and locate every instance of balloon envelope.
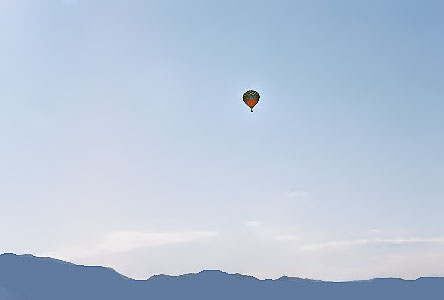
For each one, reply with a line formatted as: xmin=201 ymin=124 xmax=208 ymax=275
xmin=243 ymin=90 xmax=260 ymax=112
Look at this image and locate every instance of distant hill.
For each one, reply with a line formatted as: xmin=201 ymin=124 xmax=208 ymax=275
xmin=0 ymin=253 xmax=443 ymax=300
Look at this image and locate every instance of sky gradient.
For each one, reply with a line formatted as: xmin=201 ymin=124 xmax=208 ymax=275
xmin=1 ymin=0 xmax=443 ymax=281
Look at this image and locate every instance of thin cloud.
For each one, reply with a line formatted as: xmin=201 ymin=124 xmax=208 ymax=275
xmin=243 ymin=221 xmax=300 ymax=242
xmin=274 ymin=234 xmax=300 ymax=241
xmin=39 ymin=230 xmax=218 ymax=260
xmin=283 ymin=191 xmax=315 ymax=209
xmin=97 ymin=230 xmax=218 ymax=253
xmin=301 ymin=237 xmax=444 ymax=251
xmin=244 ymin=221 xmax=261 ymax=228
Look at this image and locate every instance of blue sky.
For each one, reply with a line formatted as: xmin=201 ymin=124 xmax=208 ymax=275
xmin=1 ymin=0 xmax=443 ymax=280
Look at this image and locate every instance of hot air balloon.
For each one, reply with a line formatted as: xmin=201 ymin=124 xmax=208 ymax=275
xmin=243 ymin=90 xmax=260 ymax=112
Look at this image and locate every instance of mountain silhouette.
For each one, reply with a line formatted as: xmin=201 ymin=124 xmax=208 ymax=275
xmin=0 ymin=253 xmax=443 ymax=299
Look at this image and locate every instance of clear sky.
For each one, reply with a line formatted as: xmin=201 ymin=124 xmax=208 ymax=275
xmin=1 ymin=0 xmax=443 ymax=281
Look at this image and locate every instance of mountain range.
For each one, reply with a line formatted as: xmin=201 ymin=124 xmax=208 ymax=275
xmin=0 ymin=253 xmax=442 ymax=299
